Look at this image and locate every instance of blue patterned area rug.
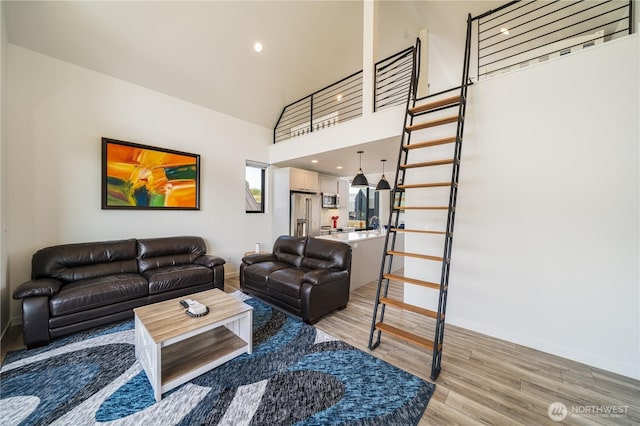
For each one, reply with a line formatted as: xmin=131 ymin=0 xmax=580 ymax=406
xmin=1 ymin=293 xmax=434 ymax=425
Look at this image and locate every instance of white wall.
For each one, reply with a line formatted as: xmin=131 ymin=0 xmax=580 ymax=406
xmin=405 ymin=35 xmax=639 ymax=379
xmin=7 ymin=45 xmax=273 ymax=323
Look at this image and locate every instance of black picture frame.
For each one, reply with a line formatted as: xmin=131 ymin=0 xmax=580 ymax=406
xmin=102 ymin=138 xmax=200 ymax=210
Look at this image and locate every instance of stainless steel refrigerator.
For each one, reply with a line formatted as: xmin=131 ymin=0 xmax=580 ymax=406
xmin=291 ymin=193 xmax=321 ymax=237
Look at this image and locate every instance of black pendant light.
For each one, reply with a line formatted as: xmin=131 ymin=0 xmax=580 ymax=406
xmin=351 ymin=150 xmax=369 ymax=188
xmin=376 ymin=159 xmax=391 ymax=191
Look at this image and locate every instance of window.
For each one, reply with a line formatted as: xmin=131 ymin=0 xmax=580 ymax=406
xmin=348 ymin=186 xmax=380 ymax=230
xmin=246 ymin=160 xmax=266 ymax=213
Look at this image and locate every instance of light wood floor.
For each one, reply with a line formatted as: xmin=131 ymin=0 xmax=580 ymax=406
xmin=2 ymin=278 xmax=638 ymax=425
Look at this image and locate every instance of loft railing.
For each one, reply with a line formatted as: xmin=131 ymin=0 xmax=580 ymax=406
xmin=476 ymin=0 xmax=633 ymax=80
xmin=274 ymin=46 xmax=416 ymax=143
xmin=273 ymin=71 xmax=363 ymax=143
xmin=374 ymin=46 xmax=414 ymax=112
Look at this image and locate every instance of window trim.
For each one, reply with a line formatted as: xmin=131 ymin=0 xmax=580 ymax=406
xmin=245 ymin=161 xmax=267 ymax=214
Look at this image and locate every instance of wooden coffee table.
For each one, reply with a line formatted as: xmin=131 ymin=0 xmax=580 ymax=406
xmin=133 ymin=289 xmax=253 ymax=401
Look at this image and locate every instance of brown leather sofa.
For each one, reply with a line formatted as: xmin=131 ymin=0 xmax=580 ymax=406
xmin=240 ymin=235 xmax=351 ymax=324
xmin=13 ymin=236 xmax=225 ymax=348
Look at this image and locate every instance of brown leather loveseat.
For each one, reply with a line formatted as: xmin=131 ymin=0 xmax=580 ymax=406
xmin=240 ymin=235 xmax=351 ymax=324
xmin=13 ymin=236 xmax=224 ymax=348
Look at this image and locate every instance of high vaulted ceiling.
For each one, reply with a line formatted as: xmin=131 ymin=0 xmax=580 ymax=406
xmin=4 ymin=0 xmax=364 ymax=129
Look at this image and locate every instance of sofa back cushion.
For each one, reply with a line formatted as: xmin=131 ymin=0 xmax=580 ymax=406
xmin=301 ymin=237 xmax=351 ymax=271
xmin=137 ymin=236 xmax=206 ymax=273
xmin=273 ymin=236 xmax=306 ymax=267
xmin=32 ymin=239 xmax=138 ymax=282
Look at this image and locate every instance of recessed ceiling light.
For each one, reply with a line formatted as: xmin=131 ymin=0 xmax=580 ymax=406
xmin=311 ymin=159 xmax=318 ymax=163
xmin=500 ymin=28 xmax=510 ymax=35
xmin=254 ymin=42 xmax=263 ymax=53
xmin=336 ymin=166 xmax=343 ymax=169
xmin=336 ymin=94 xmax=343 ymax=101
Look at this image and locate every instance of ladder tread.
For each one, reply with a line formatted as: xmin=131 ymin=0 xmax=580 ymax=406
xmin=409 ymin=95 xmax=462 ymax=115
xmin=406 ymin=115 xmax=458 ymax=132
xmin=404 ymin=136 xmax=457 ymax=150
xmin=387 ymin=250 xmax=444 ymax=262
xmin=395 ymin=206 xmax=449 ymax=210
xmin=398 ymin=182 xmax=451 ymax=189
xmin=384 ymin=273 xmax=442 ymax=290
xmin=375 ymin=322 xmax=442 ymax=351
xmin=401 ymin=158 xmax=454 ymax=169
xmin=391 ymin=228 xmax=447 ymax=235
xmin=380 ymin=296 xmax=443 ymax=319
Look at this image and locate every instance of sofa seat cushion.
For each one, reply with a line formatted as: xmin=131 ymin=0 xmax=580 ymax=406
xmin=50 ymin=273 xmax=148 ymax=317
xmin=267 ymin=267 xmax=310 ymax=300
xmin=143 ymin=265 xmax=213 ymax=295
xmin=243 ymin=262 xmax=291 ymax=287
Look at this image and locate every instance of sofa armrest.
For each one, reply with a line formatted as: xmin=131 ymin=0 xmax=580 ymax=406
xmin=194 ymin=254 xmax=226 ymax=268
xmin=13 ymin=279 xmax=62 ymax=299
xmin=302 ymin=269 xmax=349 ymax=286
xmin=242 ymin=253 xmax=278 ymax=265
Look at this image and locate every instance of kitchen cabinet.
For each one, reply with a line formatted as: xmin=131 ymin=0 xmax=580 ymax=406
xmin=319 ymin=175 xmax=338 ymax=194
xmin=289 ymin=168 xmax=318 ymax=192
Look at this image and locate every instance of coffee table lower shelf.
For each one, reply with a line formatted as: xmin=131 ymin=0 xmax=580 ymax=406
xmin=135 ymin=310 xmax=252 ymax=402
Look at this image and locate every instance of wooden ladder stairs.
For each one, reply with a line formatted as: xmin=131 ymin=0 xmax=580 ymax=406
xmin=368 ymin=26 xmax=472 ymax=380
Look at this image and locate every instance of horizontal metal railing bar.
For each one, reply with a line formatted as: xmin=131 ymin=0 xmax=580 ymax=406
xmin=309 ymin=92 xmax=362 ymax=111
xmin=313 ymin=77 xmax=362 ymax=96
xmin=377 ymin=58 xmax=412 ymax=78
xmin=479 ymin=0 xmax=564 ymax=36
xmin=479 ymin=6 xmax=628 ymax=58
xmin=276 ymin=108 xmax=311 ymax=125
xmin=376 ymin=71 xmax=411 ymax=91
xmin=276 ymin=108 xmax=313 ymax=127
xmin=313 ymin=81 xmax=362 ymax=105
xmin=479 ymin=2 xmax=623 ymax=53
xmin=376 ymin=80 xmax=411 ymax=97
xmin=313 ymin=91 xmax=362 ymax=114
xmin=312 ymin=88 xmax=363 ymax=112
xmin=377 ymin=92 xmax=409 ymax=107
xmin=335 ymin=103 xmax=364 ymax=116
xmin=280 ymin=99 xmax=310 ymax=115
xmin=480 ymin=27 xmax=630 ymax=76
xmin=377 ymin=65 xmax=412 ymax=84
xmin=377 ymin=95 xmax=408 ymax=108
xmin=377 ymin=99 xmax=408 ymax=110
xmin=278 ymin=84 xmax=361 ymax=126
xmin=377 ymin=64 xmax=412 ymax=84
xmin=277 ymin=69 xmax=363 ymax=113
xmin=377 ymin=86 xmax=410 ymax=102
xmin=480 ymin=0 xmax=582 ymax=42
xmin=282 ymin=94 xmax=312 ymax=109
xmin=311 ymin=104 xmax=363 ymax=121
xmin=376 ymin=62 xmax=413 ymax=81
xmin=374 ymin=46 xmax=414 ymax=70
xmin=472 ymin=0 xmax=523 ymax=22
xmin=480 ymin=17 xmax=628 ymax=68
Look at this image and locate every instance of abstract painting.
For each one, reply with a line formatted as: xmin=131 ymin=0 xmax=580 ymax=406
xmin=102 ymin=138 xmax=200 ymax=210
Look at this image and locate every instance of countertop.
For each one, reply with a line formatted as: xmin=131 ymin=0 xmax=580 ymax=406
xmin=316 ymin=230 xmax=387 ymax=243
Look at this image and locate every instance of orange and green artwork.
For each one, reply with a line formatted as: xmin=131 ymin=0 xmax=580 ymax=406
xmin=102 ymin=138 xmax=200 ymax=209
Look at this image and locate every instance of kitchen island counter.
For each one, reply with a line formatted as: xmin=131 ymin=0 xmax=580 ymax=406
xmin=316 ymin=230 xmax=388 ymax=243
xmin=316 ymin=231 xmax=403 ymax=291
